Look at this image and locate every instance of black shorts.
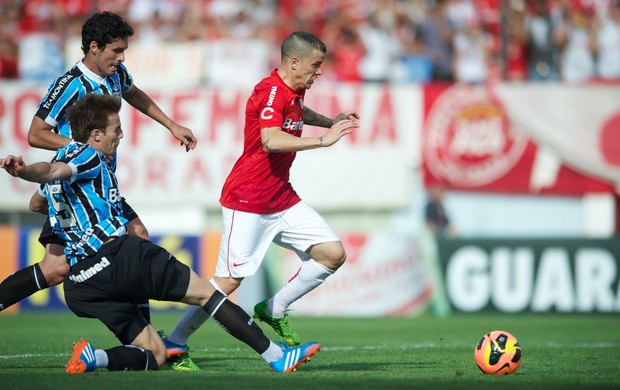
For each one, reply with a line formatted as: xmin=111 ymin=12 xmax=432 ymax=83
xmin=63 ymin=235 xmax=191 ymax=344
xmin=38 ymin=198 xmax=139 ymax=247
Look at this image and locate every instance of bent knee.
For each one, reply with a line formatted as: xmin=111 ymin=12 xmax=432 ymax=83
xmin=40 ymin=253 xmax=70 ymax=286
xmin=128 ymin=224 xmax=150 ymax=240
xmin=322 ymin=243 xmax=347 ymax=270
xmin=332 ymin=248 xmax=346 ymax=268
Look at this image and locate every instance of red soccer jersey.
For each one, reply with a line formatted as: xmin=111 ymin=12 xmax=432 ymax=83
xmin=220 ymin=69 xmax=305 ymax=213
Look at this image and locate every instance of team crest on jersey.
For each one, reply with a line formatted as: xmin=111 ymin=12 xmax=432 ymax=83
xmin=110 ymin=78 xmax=122 ymax=96
xmin=62 ymin=143 xmax=89 ymax=159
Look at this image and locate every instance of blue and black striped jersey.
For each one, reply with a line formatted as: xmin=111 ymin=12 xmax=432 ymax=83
xmin=46 ymin=141 xmax=128 ymax=266
xmin=36 ymin=60 xmax=133 ymax=138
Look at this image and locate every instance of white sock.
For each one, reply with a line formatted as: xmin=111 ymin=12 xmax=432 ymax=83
xmin=94 ymin=349 xmax=108 ymax=368
xmin=168 ymin=279 xmax=226 ymax=345
xmin=260 ymin=341 xmax=284 ymax=363
xmin=271 ymin=259 xmax=334 ymax=317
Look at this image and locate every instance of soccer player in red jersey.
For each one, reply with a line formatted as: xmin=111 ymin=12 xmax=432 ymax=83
xmin=161 ymin=31 xmax=359 ymax=351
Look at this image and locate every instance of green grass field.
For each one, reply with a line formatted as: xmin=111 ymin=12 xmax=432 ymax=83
xmin=1 ymin=311 xmax=619 ymax=390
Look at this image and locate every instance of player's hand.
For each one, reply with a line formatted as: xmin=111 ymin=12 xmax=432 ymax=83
xmin=321 ymin=119 xmax=359 ymax=147
xmin=333 ymin=110 xmax=360 ymax=124
xmin=170 ymin=123 xmax=198 ymax=152
xmin=0 ymin=155 xmax=26 ymax=177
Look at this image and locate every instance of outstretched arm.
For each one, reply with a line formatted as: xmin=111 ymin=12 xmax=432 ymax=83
xmin=261 ymin=118 xmax=359 ymax=153
xmin=303 ymin=107 xmax=360 ymax=128
xmin=0 ymin=155 xmax=72 ymax=184
xmin=123 ymin=85 xmax=198 ymax=151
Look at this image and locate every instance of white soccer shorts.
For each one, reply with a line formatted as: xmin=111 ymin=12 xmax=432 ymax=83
xmin=215 ymin=201 xmax=341 ymax=278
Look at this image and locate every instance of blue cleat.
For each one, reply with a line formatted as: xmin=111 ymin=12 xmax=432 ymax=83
xmin=270 ymin=342 xmax=320 ymax=373
xmin=65 ymin=339 xmax=97 ymax=374
xmin=158 ymin=330 xmax=189 ymax=359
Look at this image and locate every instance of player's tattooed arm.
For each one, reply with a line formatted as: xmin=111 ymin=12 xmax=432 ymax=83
xmin=303 ymin=106 xmax=334 ymax=128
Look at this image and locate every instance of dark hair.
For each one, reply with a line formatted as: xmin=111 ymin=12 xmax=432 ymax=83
xmin=281 ymin=31 xmax=327 ymax=61
xmin=81 ymin=11 xmax=134 ymax=54
xmin=67 ymin=94 xmax=122 ymax=143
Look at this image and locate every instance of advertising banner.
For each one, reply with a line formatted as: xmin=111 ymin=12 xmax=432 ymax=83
xmin=271 ymin=232 xmax=432 ymax=317
xmin=9 ymin=228 xmax=204 ymax=312
xmin=437 ymin=237 xmax=620 ymax=313
xmin=422 ymin=84 xmax=617 ymax=195
xmin=0 ymin=82 xmax=419 ymax=211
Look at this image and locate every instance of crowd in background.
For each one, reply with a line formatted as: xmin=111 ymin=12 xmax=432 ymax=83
xmin=1 ymin=0 xmax=619 ymax=84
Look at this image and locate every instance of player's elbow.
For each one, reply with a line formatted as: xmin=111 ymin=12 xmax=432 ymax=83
xmin=27 ymin=132 xmax=40 ymax=148
xmin=29 ymin=196 xmax=47 ymax=214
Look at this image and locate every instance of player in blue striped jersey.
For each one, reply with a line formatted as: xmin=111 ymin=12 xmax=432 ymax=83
xmin=45 ymin=141 xmax=128 ymax=267
xmin=0 ymin=11 xmax=194 ymax=328
xmin=0 ymin=94 xmax=320 ymax=374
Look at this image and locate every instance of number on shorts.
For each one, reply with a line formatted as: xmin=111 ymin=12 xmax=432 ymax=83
xmin=49 ymin=184 xmax=77 ymax=229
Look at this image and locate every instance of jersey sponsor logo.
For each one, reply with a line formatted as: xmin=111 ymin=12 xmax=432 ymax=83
xmin=42 ymin=74 xmax=75 ymax=109
xmin=424 ymin=85 xmax=528 ymax=186
xmin=68 ymin=256 xmax=111 ymax=283
xmin=267 ymin=85 xmax=277 ymax=106
xmin=108 ymin=188 xmax=122 ymax=203
xmin=282 ymin=117 xmax=303 ymax=131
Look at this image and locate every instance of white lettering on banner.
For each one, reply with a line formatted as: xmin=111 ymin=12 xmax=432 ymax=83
xmin=445 ymin=244 xmax=620 ymax=313
xmin=0 ymin=83 xmax=414 ymax=210
xmin=575 ymin=249 xmax=617 ymax=311
xmin=450 ymin=118 xmax=505 ymax=156
xmin=531 ymin=248 xmax=574 ymax=311
xmin=424 ymin=85 xmax=529 ymax=186
xmin=446 ymin=246 xmax=489 ymax=311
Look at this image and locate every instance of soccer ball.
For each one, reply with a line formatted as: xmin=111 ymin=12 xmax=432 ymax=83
xmin=474 ymin=330 xmax=522 ymax=375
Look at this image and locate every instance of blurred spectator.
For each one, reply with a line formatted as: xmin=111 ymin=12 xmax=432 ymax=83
xmin=500 ymin=1 xmax=528 ymax=81
xmin=323 ymin=13 xmax=366 ymax=82
xmin=452 ymin=18 xmax=491 ymax=84
xmin=0 ymin=2 xmax=20 ymax=78
xmin=555 ymin=4 xmax=596 ymax=82
xmin=14 ymin=0 xmax=66 ymax=81
xmin=523 ymin=0 xmax=562 ymax=81
xmin=391 ymin=13 xmax=434 ymax=84
xmin=425 ymin=185 xmax=458 ymax=238
xmin=590 ymin=2 xmax=620 ymax=80
xmin=357 ymin=9 xmax=400 ymax=83
xmin=446 ymin=0 xmax=477 ymax=31
xmin=127 ymin=0 xmax=184 ymax=42
xmin=417 ymin=0 xmax=455 ymax=81
xmin=18 ymin=32 xmax=64 ymax=81
xmin=0 ymin=0 xmax=615 ymax=84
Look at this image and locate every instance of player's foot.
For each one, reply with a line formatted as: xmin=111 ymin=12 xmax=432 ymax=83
xmin=253 ymin=300 xmax=301 ymax=346
xmin=65 ymin=339 xmax=97 ymax=374
xmin=171 ymin=355 xmax=201 ymax=371
xmin=270 ymin=342 xmax=320 ymax=373
xmin=158 ymin=330 xmax=189 ymax=359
